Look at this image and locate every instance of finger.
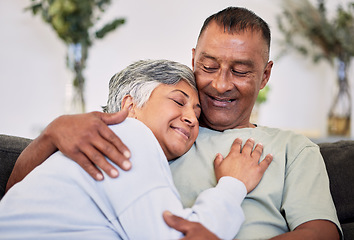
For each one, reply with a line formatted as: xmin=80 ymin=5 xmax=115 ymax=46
xmin=100 ymin=109 xmax=129 ymax=125
xmin=241 ymin=138 xmax=255 ymax=156
xmin=213 ymin=153 xmax=223 ymax=169
xmin=163 ymin=211 xmax=188 ymax=234
xmin=94 ymin=129 xmax=132 ymax=171
xmin=259 ymin=154 xmax=273 ymax=173
xmin=71 ymin=151 xmax=105 ymax=181
xmin=98 ymin=118 xmax=131 ymax=162
xmin=227 ymin=138 xmax=243 ymax=157
xmin=251 ymin=142 xmax=264 ymax=160
xmin=213 ymin=153 xmax=224 ymax=182
xmin=81 ymin=143 xmax=119 ymax=178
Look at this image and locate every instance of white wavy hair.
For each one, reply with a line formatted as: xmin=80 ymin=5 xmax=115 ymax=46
xmin=102 ymin=59 xmax=196 ymax=113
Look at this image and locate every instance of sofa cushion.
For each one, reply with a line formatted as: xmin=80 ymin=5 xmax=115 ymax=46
xmin=0 ymin=134 xmax=32 ymax=199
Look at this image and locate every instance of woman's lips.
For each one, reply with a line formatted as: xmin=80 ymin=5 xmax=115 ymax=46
xmin=171 ymin=126 xmax=190 ymax=140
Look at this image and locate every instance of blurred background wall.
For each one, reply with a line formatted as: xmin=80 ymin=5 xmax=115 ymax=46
xmin=1 ymin=0 xmax=353 ymax=139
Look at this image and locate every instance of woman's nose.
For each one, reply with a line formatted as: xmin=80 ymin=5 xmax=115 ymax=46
xmin=182 ymin=108 xmax=198 ymax=127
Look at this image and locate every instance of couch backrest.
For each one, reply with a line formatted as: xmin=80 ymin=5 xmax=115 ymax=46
xmin=0 ymin=134 xmax=353 ymax=238
xmin=319 ymin=140 xmax=354 ymax=240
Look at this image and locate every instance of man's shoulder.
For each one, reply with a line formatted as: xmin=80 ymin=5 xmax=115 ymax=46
xmin=256 ymin=126 xmax=317 ymax=146
xmin=198 ymin=125 xmax=316 ymax=146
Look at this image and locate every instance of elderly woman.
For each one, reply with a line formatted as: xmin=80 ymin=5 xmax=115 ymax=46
xmin=0 ymin=59 xmax=272 ymax=239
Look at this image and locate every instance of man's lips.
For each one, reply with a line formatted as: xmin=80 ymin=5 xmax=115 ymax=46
xmin=207 ymin=94 xmax=236 ymax=107
xmin=171 ymin=126 xmax=190 ymax=140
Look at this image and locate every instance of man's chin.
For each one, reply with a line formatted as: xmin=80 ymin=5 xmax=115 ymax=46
xmin=200 ymin=115 xmax=235 ymax=132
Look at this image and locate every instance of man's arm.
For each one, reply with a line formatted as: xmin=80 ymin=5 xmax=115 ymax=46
xmin=270 ymin=220 xmax=340 ymax=240
xmin=164 ymin=215 xmax=339 ymax=240
xmin=6 ymin=110 xmax=131 ymax=192
xmin=6 ymin=132 xmax=57 ymax=191
xmin=276 ymin=140 xmax=342 ymax=240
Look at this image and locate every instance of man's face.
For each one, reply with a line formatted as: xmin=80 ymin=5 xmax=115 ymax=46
xmin=131 ymin=80 xmax=201 ymax=161
xmin=192 ymin=21 xmax=273 ymax=131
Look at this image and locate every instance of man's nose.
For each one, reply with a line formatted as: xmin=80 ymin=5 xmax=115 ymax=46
xmin=211 ymin=70 xmax=233 ymax=93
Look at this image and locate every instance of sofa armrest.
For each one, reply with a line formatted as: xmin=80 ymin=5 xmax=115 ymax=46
xmin=0 ymin=134 xmax=32 ymax=199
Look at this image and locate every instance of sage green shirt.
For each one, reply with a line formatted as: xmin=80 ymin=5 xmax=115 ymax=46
xmin=170 ymin=126 xmax=341 ymax=240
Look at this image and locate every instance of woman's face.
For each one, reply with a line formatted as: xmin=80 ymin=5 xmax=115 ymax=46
xmin=130 ymin=80 xmax=201 ymax=160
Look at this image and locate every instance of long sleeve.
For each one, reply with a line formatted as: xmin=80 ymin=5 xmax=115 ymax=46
xmin=106 ymin=176 xmax=246 ymax=240
xmin=99 ymin=119 xmax=246 ymax=240
xmin=0 ymin=118 xmax=246 ymax=240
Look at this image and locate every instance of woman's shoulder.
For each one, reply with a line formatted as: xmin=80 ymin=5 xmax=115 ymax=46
xmin=109 ymin=118 xmax=165 ymax=161
xmin=109 ymin=118 xmax=155 ymax=142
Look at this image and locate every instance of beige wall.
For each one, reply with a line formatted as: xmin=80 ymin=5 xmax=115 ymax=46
xmin=1 ymin=0 xmax=353 ymax=139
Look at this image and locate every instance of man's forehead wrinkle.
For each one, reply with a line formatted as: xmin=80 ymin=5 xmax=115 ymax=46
xmin=200 ymin=52 xmax=216 ymax=60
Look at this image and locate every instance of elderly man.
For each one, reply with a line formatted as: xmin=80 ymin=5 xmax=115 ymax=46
xmin=7 ymin=7 xmax=341 ymax=240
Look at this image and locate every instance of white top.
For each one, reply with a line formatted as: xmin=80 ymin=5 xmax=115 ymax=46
xmin=0 ymin=118 xmax=247 ymax=240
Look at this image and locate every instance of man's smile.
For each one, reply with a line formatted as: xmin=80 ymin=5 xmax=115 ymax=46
xmin=206 ymin=94 xmax=236 ymax=108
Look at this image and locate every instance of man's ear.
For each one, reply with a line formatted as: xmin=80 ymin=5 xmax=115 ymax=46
xmin=121 ymin=95 xmax=136 ymax=117
xmin=191 ymin=48 xmax=196 ymax=71
xmin=260 ymin=60 xmax=273 ymax=89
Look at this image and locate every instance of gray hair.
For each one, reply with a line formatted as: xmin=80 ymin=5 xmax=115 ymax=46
xmin=102 ymin=59 xmax=196 ymax=113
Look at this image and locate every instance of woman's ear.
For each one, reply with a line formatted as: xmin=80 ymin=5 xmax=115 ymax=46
xmin=121 ymin=95 xmax=136 ymax=117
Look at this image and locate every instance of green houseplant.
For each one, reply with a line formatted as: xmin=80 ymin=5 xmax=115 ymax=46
xmin=26 ymin=0 xmax=125 ymax=113
xmin=251 ymin=85 xmax=270 ymax=124
xmin=277 ymin=0 xmax=354 ymax=136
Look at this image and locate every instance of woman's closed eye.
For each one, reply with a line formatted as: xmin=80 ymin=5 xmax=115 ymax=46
xmin=170 ymin=98 xmax=184 ymax=106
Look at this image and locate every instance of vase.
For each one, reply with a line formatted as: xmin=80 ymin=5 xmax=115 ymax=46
xmin=65 ymin=43 xmax=87 ymax=113
xmin=327 ymin=59 xmax=352 ymax=137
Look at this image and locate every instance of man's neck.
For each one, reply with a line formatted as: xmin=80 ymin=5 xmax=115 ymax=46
xmin=199 ymin=120 xmax=256 ymax=132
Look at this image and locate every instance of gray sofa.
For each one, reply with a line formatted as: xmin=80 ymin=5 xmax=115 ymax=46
xmin=0 ymin=134 xmax=353 ymax=239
